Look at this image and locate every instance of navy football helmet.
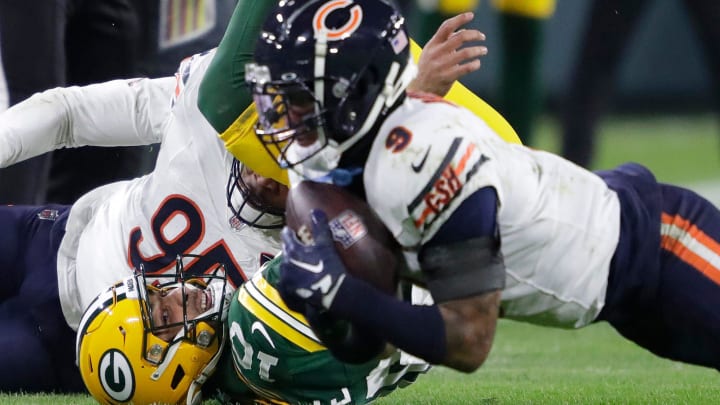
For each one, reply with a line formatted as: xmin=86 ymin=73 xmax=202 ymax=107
xmin=246 ymin=0 xmax=415 ymax=182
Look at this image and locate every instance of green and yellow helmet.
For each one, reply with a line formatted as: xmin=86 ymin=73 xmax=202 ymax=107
xmin=76 ymin=257 xmax=229 ymax=405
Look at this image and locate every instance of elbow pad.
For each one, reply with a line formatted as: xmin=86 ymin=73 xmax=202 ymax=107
xmin=420 ymin=236 xmax=505 ymax=303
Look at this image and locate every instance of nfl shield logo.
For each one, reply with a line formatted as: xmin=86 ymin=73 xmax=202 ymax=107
xmin=37 ymin=209 xmax=59 ymax=221
xmin=229 ymin=215 xmax=244 ymax=231
xmin=329 ymin=210 xmax=367 ymax=249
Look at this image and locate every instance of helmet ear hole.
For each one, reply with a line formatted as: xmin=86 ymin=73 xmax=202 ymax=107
xmin=171 ymin=365 xmax=186 ymax=389
xmin=350 ymin=68 xmax=379 ymax=101
xmin=351 ymin=77 xmax=369 ymax=100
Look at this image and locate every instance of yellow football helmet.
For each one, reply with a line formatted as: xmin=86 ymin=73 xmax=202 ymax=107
xmin=76 ymin=256 xmax=230 ymax=405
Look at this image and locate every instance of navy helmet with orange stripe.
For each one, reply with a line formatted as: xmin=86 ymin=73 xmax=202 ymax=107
xmin=246 ymin=0 xmax=416 ymax=184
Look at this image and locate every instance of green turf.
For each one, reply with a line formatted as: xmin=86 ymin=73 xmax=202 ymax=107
xmin=375 ymin=321 xmax=720 ymax=404
xmin=534 ymin=113 xmax=720 ymax=184
xmin=2 ymin=114 xmax=718 ymax=404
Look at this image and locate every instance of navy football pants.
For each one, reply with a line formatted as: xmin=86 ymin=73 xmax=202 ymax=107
xmin=0 ymin=204 xmax=83 ymax=392
xmin=598 ymin=163 xmax=720 ymax=370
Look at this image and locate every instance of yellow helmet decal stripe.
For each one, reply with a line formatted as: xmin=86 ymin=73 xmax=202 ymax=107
xmin=238 ymin=276 xmax=326 ymax=352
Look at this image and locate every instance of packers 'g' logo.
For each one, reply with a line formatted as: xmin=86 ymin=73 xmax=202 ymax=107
xmin=98 ymin=350 xmax=135 ymax=402
xmin=313 ymin=0 xmax=363 ymax=41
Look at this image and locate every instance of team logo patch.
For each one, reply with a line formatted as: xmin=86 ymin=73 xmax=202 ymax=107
xmin=313 ymin=0 xmax=364 ymax=41
xmin=229 ymin=214 xmax=245 ymax=231
xmin=37 ymin=209 xmax=59 ymax=221
xmin=98 ymin=349 xmax=135 ymax=402
xmin=329 ymin=210 xmax=367 ymax=249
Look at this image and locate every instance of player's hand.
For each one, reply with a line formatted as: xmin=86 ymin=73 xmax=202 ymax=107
xmin=408 ymin=12 xmax=487 ymax=97
xmin=278 ymin=209 xmax=347 ymax=312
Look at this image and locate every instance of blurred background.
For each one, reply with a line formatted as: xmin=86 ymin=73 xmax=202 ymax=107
xmin=1 ymin=0 xmax=719 ymax=204
xmin=437 ymin=1 xmax=716 ymax=113
xmin=400 ymin=0 xmax=720 ymax=202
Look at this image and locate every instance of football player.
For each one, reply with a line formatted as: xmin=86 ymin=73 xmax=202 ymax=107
xmin=199 ymin=6 xmax=522 ymax=185
xmin=247 ymin=0 xmax=720 ymax=373
xmin=0 ymin=48 xmax=283 ymax=393
xmin=0 ymin=1 xmax=497 ymax=393
xmin=76 ymin=254 xmax=431 ymax=404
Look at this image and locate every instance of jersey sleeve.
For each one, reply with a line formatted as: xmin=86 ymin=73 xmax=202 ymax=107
xmin=197 ymin=0 xmax=276 ymax=133
xmin=365 ymin=98 xmax=505 ymax=248
xmin=0 ymin=76 xmax=175 ymax=167
xmin=196 ymin=0 xmax=290 ymax=186
xmin=220 ymin=257 xmax=430 ymax=404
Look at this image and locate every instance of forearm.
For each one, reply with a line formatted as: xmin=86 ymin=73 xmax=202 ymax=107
xmin=329 ymin=275 xmax=448 ymax=365
xmin=0 ymin=77 xmax=174 ymax=167
xmin=329 ymin=274 xmax=500 ymax=372
xmin=437 ymin=291 xmax=500 ymax=372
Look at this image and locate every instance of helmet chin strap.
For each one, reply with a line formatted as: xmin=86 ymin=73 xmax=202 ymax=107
xmin=186 ymin=330 xmax=227 ymax=405
xmin=313 ymin=28 xmax=330 ymax=156
xmin=186 ymin=279 xmax=230 ymax=404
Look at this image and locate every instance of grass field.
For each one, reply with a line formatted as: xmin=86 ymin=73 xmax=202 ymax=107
xmin=3 ymin=114 xmax=719 ymax=404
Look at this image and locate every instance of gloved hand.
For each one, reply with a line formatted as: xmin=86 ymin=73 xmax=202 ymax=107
xmin=278 ymin=209 xmax=348 ymax=312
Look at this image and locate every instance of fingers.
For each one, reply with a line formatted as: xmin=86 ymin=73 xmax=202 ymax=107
xmin=420 ymin=12 xmax=486 ymax=89
xmin=432 ymin=12 xmax=475 ymax=43
xmin=310 ymin=209 xmax=333 ymax=245
xmin=281 ymin=226 xmax=299 ymax=253
xmin=447 ymin=29 xmax=486 ymax=53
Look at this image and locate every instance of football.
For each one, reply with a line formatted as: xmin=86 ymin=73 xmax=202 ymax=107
xmin=285 ymin=181 xmax=399 ymax=295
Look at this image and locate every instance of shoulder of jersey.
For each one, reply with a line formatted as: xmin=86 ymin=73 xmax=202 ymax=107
xmin=368 ymin=95 xmax=474 ymax=180
xmin=365 ymin=95 xmax=493 ymax=233
xmin=172 ymin=48 xmax=216 ymax=105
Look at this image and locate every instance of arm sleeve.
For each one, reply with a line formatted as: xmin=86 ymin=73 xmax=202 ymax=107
xmin=198 ymin=0 xmax=277 ymax=133
xmin=0 ymin=77 xmax=175 ymax=167
xmin=304 ymin=306 xmax=386 ymax=364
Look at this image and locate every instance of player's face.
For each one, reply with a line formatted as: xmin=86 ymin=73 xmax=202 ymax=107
xmin=147 ymin=285 xmax=213 ymax=342
xmin=239 ymin=165 xmax=288 ymax=213
xmin=286 ymin=92 xmax=319 ymax=147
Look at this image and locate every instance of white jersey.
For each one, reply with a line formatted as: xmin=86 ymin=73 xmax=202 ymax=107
xmin=0 ymin=42 xmax=7 ymax=112
xmin=364 ymin=94 xmax=621 ymax=328
xmin=0 ymin=50 xmax=281 ymax=330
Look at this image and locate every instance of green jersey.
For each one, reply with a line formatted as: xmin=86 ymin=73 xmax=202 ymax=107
xmin=212 ymin=255 xmax=430 ymax=404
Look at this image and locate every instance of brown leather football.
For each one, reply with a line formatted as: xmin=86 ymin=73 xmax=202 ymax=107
xmin=285 ymin=181 xmax=399 ymax=295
